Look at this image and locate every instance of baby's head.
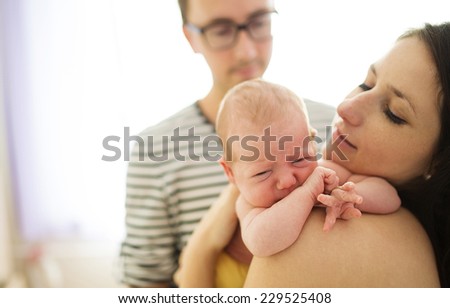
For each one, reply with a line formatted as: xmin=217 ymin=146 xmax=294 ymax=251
xmin=216 ymin=79 xmax=313 ymax=160
xmin=216 ymin=79 xmax=318 ymax=207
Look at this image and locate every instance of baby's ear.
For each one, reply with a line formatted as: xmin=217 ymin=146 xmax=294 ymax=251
xmin=307 ymin=127 xmax=319 ymax=158
xmin=219 ymin=157 xmax=235 ymax=183
xmin=309 ymin=127 xmax=318 ymax=139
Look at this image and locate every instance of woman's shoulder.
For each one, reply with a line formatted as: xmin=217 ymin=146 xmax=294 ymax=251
xmin=244 ymin=207 xmax=440 ymax=287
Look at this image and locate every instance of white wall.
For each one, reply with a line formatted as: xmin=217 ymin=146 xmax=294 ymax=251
xmin=0 ymin=98 xmax=13 ymax=287
xmin=269 ymin=0 xmax=449 ymax=105
xmin=0 ymin=38 xmax=14 ymax=286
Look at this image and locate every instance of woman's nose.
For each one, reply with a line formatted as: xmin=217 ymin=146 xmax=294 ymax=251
xmin=337 ymin=95 xmax=366 ymax=127
xmin=276 ymin=173 xmax=297 ymax=190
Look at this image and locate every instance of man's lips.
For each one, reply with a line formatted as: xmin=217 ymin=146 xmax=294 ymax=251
xmin=231 ymin=62 xmax=260 ymax=77
xmin=233 ymin=65 xmax=258 ymax=77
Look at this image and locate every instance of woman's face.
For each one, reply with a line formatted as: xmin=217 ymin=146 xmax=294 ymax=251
xmin=327 ymin=37 xmax=441 ymax=185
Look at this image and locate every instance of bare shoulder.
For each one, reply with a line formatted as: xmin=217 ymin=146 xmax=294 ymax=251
xmin=244 ymin=207 xmax=440 ymax=287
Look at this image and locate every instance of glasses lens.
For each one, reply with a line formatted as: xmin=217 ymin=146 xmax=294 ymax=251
xmin=204 ymin=22 xmax=236 ymax=49
xmin=248 ymin=12 xmax=273 ymax=41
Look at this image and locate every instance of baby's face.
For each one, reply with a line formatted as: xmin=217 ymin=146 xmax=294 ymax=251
xmin=231 ymin=116 xmax=318 ymax=208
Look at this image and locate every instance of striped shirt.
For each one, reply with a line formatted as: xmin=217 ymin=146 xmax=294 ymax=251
xmin=119 ymin=100 xmax=335 ymax=286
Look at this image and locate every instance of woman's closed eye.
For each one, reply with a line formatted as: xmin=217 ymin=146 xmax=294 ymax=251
xmin=358 ymin=82 xmax=407 ymax=125
xmin=359 ymin=83 xmax=373 ymax=91
xmin=383 ymin=106 xmax=407 ymax=125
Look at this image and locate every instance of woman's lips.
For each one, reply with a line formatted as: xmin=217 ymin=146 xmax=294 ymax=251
xmin=334 ymin=128 xmax=357 ymax=150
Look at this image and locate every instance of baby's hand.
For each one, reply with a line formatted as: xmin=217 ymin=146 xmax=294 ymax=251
xmin=322 ymin=170 xmax=340 ymax=195
xmin=317 ymin=182 xmax=363 ymax=232
xmin=302 ymin=167 xmax=339 ymax=203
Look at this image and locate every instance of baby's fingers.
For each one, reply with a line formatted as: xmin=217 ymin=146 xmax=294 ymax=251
xmin=323 ymin=206 xmax=339 ymax=232
xmin=331 ymin=188 xmax=363 ymax=205
xmin=317 ymin=194 xmax=341 ymax=208
xmin=323 ymin=176 xmax=340 ymax=194
xmin=339 ymin=181 xmax=355 ymax=191
xmin=340 ymin=204 xmax=362 ymax=220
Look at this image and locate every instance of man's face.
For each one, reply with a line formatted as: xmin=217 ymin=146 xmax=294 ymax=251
xmin=184 ymin=0 xmax=274 ymax=93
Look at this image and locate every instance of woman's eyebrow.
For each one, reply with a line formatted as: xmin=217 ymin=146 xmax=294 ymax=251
xmin=388 ymin=85 xmax=416 ymax=115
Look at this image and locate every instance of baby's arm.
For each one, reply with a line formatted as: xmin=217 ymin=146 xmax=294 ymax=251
xmin=347 ymin=174 xmax=401 ymax=214
xmin=236 ymin=167 xmax=338 ymax=257
xmin=320 ymin=159 xmax=400 ymax=213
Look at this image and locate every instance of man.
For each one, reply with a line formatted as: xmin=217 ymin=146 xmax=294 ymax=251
xmin=119 ymin=0 xmax=335 ymax=287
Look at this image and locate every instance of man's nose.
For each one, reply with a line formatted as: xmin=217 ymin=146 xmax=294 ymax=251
xmin=233 ymin=30 xmax=257 ymax=61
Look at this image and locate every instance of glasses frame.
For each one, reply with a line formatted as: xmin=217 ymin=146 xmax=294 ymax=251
xmin=186 ymin=10 xmax=278 ymax=51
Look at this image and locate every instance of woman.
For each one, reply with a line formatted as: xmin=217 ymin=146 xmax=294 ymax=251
xmin=176 ymin=22 xmax=450 ymax=287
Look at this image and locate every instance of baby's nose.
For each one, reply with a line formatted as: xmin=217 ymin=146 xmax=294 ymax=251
xmin=277 ymin=173 xmax=297 ymax=190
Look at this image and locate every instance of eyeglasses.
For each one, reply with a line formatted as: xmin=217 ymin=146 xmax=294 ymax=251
xmin=186 ymin=10 xmax=277 ymax=51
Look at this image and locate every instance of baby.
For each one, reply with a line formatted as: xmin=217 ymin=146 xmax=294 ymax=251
xmin=216 ymin=79 xmax=401 ymax=258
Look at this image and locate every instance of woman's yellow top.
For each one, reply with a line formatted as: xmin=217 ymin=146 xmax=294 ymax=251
xmin=215 ymin=252 xmax=250 ymax=288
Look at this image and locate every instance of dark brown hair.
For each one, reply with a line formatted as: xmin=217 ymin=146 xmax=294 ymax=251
xmin=397 ymin=22 xmax=450 ymax=288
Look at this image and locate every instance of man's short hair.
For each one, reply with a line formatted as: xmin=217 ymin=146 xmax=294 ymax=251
xmin=178 ymin=0 xmax=188 ymax=24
